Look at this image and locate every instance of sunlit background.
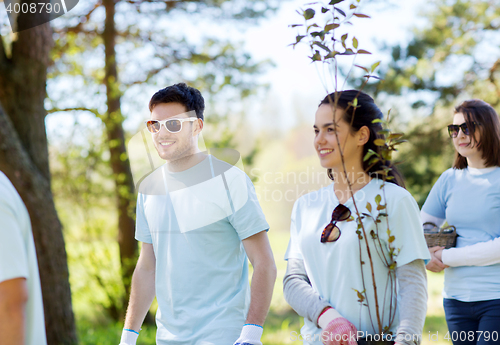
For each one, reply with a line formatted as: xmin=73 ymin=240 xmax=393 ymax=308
xmin=2 ymin=0 xmax=498 ymax=343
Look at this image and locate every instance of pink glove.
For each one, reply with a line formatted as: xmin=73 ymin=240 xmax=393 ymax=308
xmin=321 ymin=317 xmax=358 ymax=345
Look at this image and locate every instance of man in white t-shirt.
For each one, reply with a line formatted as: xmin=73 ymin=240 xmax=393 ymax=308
xmin=120 ymin=83 xmax=276 ymax=345
xmin=0 ymin=171 xmax=47 ymax=345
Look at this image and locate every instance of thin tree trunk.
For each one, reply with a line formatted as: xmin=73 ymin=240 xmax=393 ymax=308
xmin=103 ymin=0 xmax=138 ymax=315
xmin=0 ymin=16 xmax=77 ymax=345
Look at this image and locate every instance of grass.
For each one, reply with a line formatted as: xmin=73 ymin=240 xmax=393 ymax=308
xmin=75 ymin=230 xmax=449 ymax=344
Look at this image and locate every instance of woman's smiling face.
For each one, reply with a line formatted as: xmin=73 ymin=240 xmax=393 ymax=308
xmin=313 ymin=104 xmax=364 ymax=171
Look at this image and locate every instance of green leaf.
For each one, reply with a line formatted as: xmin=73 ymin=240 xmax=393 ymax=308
xmin=290 ymin=24 xmax=303 ymax=28
xmin=388 ymin=235 xmax=395 ymax=243
xmin=377 ymin=204 xmax=386 ymax=210
xmin=335 ymin=7 xmax=346 ymax=16
xmin=321 ymin=7 xmax=329 ymax=13
xmin=307 ymin=23 xmax=320 ymax=32
xmin=366 ymin=202 xmax=372 ymax=213
xmin=324 ymin=51 xmax=338 ymax=59
xmin=313 ymin=41 xmax=330 ymax=52
xmin=311 ymin=50 xmax=322 ymax=61
xmin=355 ymin=64 xmax=368 ymax=72
xmin=304 ymin=8 xmax=315 ymax=20
xmin=388 ymin=133 xmax=404 ymax=140
xmin=393 ymin=139 xmax=408 ymax=144
xmin=363 ymin=151 xmax=374 ymax=161
xmin=324 ymin=23 xmax=340 ymax=32
xmin=357 ymin=49 xmax=371 ymax=54
xmin=295 ymin=35 xmax=306 ymax=44
xmin=373 ymin=139 xmax=386 ymax=146
xmin=372 ymin=119 xmax=384 ymax=124
xmin=353 ymin=13 xmax=370 ymax=18
xmin=329 ymin=0 xmax=344 ymax=4
xmin=350 ymin=4 xmax=357 ymax=9
xmin=375 ymin=194 xmax=382 ymax=205
xmin=356 ymin=290 xmax=365 ymax=301
xmin=353 ymin=37 xmax=358 ymax=49
xmin=363 ymin=149 xmax=378 ymax=162
xmin=370 ymin=61 xmax=381 ymax=73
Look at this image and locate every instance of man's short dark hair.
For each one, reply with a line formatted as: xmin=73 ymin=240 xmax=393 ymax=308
xmin=149 ymin=83 xmax=205 ymax=120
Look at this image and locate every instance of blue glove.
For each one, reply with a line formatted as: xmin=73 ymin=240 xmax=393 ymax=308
xmin=233 ymin=324 xmax=264 ymax=345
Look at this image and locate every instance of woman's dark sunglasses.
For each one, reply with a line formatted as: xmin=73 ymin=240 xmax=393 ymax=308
xmin=447 ymin=122 xmax=475 ymax=138
xmin=321 ymin=204 xmax=351 ymax=243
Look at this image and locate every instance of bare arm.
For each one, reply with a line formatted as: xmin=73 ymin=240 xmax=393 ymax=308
xmin=0 ymin=277 xmax=28 ymax=345
xmin=123 ymin=243 xmax=156 ymax=332
xmin=242 ymin=231 xmax=277 ymax=326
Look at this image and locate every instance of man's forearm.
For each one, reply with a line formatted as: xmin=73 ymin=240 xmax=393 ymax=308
xmin=0 ymin=278 xmax=28 ymax=345
xmin=123 ymin=267 xmax=156 ymax=331
xmin=0 ymin=301 xmax=26 ymax=345
xmin=245 ymin=260 xmax=277 ymax=326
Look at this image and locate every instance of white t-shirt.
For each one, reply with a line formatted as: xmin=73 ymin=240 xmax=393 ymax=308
xmin=135 ymin=155 xmax=269 ymax=345
xmin=285 ymin=179 xmax=429 ymax=344
xmin=0 ymin=171 xmax=47 ymax=345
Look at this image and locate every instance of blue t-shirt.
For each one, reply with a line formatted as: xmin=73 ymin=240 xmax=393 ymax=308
xmin=422 ymin=167 xmax=500 ymax=302
xmin=135 ymin=155 xmax=269 ymax=345
xmin=285 ymin=179 xmax=430 ymax=344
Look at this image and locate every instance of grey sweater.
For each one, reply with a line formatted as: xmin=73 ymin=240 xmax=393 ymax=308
xmin=283 ymin=258 xmax=427 ymax=345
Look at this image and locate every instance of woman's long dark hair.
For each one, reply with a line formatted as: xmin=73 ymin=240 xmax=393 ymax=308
xmin=320 ymin=90 xmax=405 ymax=188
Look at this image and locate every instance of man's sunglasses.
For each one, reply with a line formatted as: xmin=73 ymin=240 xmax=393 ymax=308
xmin=447 ymin=122 xmax=476 ymax=138
xmin=145 ymin=118 xmax=197 ymax=134
xmin=321 ymin=204 xmax=351 ymax=243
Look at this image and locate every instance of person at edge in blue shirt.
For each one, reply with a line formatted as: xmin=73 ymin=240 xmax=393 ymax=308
xmin=119 ymin=83 xmax=276 ymax=345
xmin=423 ymin=99 xmax=500 ymax=345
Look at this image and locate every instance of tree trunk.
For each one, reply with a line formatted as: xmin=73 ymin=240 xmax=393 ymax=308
xmin=0 ymin=16 xmax=77 ymax=345
xmin=103 ymin=0 xmax=138 ymax=315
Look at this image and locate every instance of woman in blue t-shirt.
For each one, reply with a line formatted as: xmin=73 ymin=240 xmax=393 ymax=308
xmin=283 ymin=90 xmax=430 ymax=345
xmin=423 ymin=99 xmax=500 ymax=345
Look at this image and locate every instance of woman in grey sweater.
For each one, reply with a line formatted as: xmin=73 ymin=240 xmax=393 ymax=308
xmin=283 ymin=90 xmax=429 ymax=345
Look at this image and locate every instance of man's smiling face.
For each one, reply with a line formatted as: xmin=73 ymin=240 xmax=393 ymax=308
xmin=150 ymin=102 xmax=202 ymax=162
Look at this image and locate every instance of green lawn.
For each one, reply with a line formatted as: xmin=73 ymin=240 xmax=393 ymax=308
xmin=76 ymin=230 xmax=448 ymax=344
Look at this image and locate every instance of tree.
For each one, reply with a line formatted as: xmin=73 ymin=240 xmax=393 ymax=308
xmin=352 ymin=0 xmax=500 ymax=203
xmin=49 ymin=0 xmax=277 ymax=319
xmin=0 ymin=12 xmax=77 ymax=345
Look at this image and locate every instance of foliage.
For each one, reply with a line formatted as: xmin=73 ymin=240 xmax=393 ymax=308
xmin=347 ymin=0 xmax=500 ymax=204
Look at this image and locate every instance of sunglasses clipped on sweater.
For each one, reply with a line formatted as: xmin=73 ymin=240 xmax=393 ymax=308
xmin=447 ymin=122 xmax=476 ymax=138
xmin=321 ymin=204 xmax=351 ymax=243
xmin=145 ymin=118 xmax=197 ymax=134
